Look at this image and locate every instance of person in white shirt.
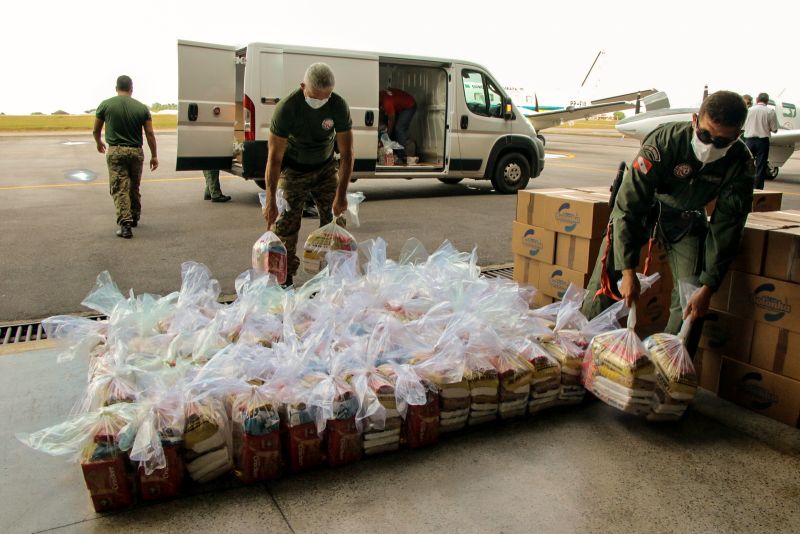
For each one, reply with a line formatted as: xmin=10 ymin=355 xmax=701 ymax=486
xmin=743 ymin=92 xmax=779 ymax=189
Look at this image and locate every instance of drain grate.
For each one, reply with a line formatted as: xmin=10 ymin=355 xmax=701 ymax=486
xmin=1 ymin=266 xmax=515 ymax=346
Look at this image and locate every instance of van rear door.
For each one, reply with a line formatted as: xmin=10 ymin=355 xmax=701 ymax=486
xmin=176 ymin=40 xmax=236 ymax=171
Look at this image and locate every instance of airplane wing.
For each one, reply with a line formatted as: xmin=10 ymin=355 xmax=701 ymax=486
xmin=590 ymin=89 xmax=658 ymax=105
xmin=523 ymin=102 xmax=633 ymax=131
xmin=772 ymin=129 xmax=800 ymax=147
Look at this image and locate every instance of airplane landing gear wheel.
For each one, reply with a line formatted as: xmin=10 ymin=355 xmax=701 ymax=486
xmin=767 ymin=165 xmax=779 ymax=180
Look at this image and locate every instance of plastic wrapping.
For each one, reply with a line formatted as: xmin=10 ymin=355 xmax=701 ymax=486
xmin=644 ymin=280 xmax=700 ymax=421
xmin=584 ymin=303 xmax=655 ymax=415
xmin=42 ymin=315 xmax=106 ymax=363
xmin=302 ymin=221 xmax=358 ymax=275
xmin=345 ymin=191 xmax=366 ymax=228
xmin=182 ymin=392 xmax=233 ymax=483
xmin=252 ymin=231 xmax=288 ymax=285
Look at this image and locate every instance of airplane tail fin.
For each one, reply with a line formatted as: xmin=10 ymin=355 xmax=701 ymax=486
xmin=642 ymin=91 xmax=671 ymax=111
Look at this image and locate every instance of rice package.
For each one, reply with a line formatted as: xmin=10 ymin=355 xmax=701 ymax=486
xmin=251 ymin=231 xmax=288 ymax=285
xmin=584 ymin=304 xmax=655 ymax=416
xmin=302 ymin=221 xmax=358 ymax=275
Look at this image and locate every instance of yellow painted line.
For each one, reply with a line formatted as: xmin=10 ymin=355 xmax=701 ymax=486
xmin=545 ymin=161 xmax=615 ymax=173
xmin=0 ymin=339 xmax=57 ymax=356
xmin=0 ymin=175 xmax=237 ymax=191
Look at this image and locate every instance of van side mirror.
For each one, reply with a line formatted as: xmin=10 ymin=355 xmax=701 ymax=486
xmin=503 ymin=99 xmax=514 ymax=120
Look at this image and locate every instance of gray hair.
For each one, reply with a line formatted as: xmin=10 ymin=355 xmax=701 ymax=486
xmin=304 ymin=63 xmax=335 ymax=91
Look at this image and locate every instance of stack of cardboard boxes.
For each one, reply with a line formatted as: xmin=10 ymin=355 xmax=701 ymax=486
xmin=512 ymin=187 xmax=798 ymax=427
xmin=697 ymin=207 xmax=800 ymax=428
xmin=512 ymin=187 xmax=673 ymax=334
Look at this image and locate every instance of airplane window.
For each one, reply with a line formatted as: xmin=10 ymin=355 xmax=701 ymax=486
xmin=462 ymin=70 xmax=488 ymax=116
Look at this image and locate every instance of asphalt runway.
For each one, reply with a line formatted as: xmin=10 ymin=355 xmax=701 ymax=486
xmin=1 ymin=131 xmax=799 ymax=321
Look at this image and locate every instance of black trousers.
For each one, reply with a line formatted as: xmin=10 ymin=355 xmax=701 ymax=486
xmin=745 ymin=137 xmax=770 ymax=189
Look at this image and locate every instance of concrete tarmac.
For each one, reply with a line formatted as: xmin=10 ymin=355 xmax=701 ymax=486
xmin=2 ymin=132 xmax=799 ymax=321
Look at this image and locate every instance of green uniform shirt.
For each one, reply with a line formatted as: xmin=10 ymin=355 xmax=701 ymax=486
xmin=612 ymin=121 xmax=755 ymax=291
xmin=95 ymin=96 xmax=151 ymax=147
xmin=270 ymin=89 xmax=352 ymax=166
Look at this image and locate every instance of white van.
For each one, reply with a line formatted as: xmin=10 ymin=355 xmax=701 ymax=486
xmin=176 ymin=40 xmax=545 ymax=194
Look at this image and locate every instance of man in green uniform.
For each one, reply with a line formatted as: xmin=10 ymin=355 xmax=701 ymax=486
xmin=202 ymin=170 xmax=231 ymax=202
xmin=263 ymin=63 xmax=354 ymax=286
xmin=582 ymin=90 xmax=755 ymax=335
xmin=93 ymin=75 xmax=158 ymax=238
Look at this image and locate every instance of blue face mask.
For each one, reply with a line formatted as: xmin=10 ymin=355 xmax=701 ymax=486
xmin=305 ymin=96 xmax=329 ymax=109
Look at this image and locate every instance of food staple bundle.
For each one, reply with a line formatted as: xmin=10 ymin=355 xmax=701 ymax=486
xmin=302 ymin=221 xmax=358 ymax=274
xmin=16 ymin=240 xmax=686 ymax=513
xmin=252 ymin=230 xmax=288 ymax=285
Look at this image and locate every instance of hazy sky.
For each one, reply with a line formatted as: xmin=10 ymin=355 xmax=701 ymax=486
xmin=2 ymin=0 xmax=797 ymax=115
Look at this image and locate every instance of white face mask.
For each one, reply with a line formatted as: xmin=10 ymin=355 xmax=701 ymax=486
xmin=691 ymin=127 xmax=733 ymax=164
xmin=305 ymin=96 xmax=329 ymax=109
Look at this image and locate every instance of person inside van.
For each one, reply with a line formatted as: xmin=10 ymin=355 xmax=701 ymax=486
xmin=263 ymin=62 xmax=354 ymax=287
xmin=379 ymin=88 xmax=416 ymax=150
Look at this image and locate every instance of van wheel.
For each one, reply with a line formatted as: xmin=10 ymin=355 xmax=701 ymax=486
xmin=438 ymin=178 xmax=464 ymax=185
xmin=254 ymin=179 xmax=267 ymax=190
xmin=492 ymin=153 xmax=530 ymax=194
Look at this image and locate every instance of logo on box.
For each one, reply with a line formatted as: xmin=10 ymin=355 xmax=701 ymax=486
xmin=548 ymin=269 xmax=569 ymax=298
xmin=753 ymin=283 xmax=792 ymax=321
xmin=522 ymin=229 xmax=543 ymax=257
xmin=737 ymin=372 xmax=778 ymax=410
xmin=555 ymin=202 xmax=581 ymax=233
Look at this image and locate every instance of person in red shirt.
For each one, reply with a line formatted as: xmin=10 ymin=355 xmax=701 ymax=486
xmin=379 ymin=88 xmax=416 ymax=148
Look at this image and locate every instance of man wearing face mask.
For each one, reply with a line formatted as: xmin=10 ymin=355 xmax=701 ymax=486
xmin=263 ymin=63 xmax=354 ymax=287
xmin=582 ymin=90 xmax=754 ymax=337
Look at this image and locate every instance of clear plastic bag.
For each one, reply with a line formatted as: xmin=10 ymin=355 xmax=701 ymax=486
xmin=302 ymin=221 xmax=358 ymax=275
xmin=81 ymin=271 xmax=126 ymax=316
xmin=42 ymin=315 xmax=106 ymax=363
xmin=251 ymin=231 xmax=288 ymax=285
xmin=345 ymin=191 xmax=366 ymax=228
xmin=182 ymin=392 xmax=233 ymax=483
xmin=644 ymin=280 xmax=700 ymax=420
xmin=584 ymin=303 xmax=655 ymax=415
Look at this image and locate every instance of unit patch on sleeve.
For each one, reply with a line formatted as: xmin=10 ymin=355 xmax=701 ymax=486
xmin=633 ymin=155 xmax=653 ymax=175
xmin=640 ymin=144 xmax=661 ymax=162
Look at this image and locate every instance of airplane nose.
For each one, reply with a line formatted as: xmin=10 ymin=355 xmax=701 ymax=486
xmin=615 ymin=122 xmax=636 ymax=136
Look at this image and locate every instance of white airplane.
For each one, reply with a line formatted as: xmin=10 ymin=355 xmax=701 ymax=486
xmin=506 ymin=51 xmax=659 ymax=135
xmin=616 ymin=91 xmax=800 ymax=179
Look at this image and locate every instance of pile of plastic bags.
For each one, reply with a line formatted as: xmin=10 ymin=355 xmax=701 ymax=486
xmin=17 ymin=238 xmax=697 ymax=512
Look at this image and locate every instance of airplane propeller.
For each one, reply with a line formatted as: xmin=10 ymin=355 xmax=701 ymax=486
xmin=703 ymin=85 xmax=708 ymax=102
xmin=635 ymin=92 xmax=641 ymax=115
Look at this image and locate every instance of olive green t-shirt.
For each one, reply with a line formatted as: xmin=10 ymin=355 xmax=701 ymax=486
xmin=95 ymin=96 xmax=151 ymax=147
xmin=270 ymin=89 xmax=352 ymax=166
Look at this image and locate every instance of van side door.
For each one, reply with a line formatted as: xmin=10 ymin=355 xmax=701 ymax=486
xmin=176 ymin=40 xmax=236 ymax=171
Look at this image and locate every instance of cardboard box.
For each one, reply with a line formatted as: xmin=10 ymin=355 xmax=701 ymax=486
xmin=512 ymin=222 xmax=556 ymax=263
xmin=513 ymin=255 xmax=542 ymax=286
xmin=533 ymin=293 xmax=556 ymax=307
xmin=532 ymin=191 xmax=611 ymax=239
xmin=727 ymin=272 xmax=800 ymax=333
xmin=709 ymin=272 xmax=733 ymax=312
xmin=693 ymin=349 xmax=722 ymax=394
xmin=750 ymin=322 xmax=800 ymax=381
xmin=538 ymin=264 xmax=591 ymax=299
xmin=731 ymin=225 xmax=769 ymax=275
xmin=707 ymin=190 xmax=783 ymax=216
xmin=718 ymin=357 xmax=800 ymax=427
xmin=635 ymin=291 xmax=672 ymax=327
xmin=699 ymin=310 xmax=754 ymax=362
xmin=555 ymin=234 xmax=602 ymax=273
xmin=516 ymin=189 xmax=573 ymax=225
xmin=763 ymin=227 xmax=800 ymax=283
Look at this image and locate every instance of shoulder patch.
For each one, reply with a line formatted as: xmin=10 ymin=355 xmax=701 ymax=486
xmin=633 ymin=155 xmax=653 ymax=175
xmin=640 ymin=144 xmax=661 ymax=162
xmin=673 ymin=163 xmax=693 ymax=178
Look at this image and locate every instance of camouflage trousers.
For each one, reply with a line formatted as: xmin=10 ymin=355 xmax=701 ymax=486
xmin=581 ymin=232 xmax=703 ymax=335
xmin=274 ymin=159 xmax=344 ymax=277
xmin=202 ymin=170 xmax=222 ymax=198
xmin=106 ymin=146 xmax=144 ymax=225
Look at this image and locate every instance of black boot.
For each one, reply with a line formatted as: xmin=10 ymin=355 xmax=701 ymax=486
xmin=211 ymin=194 xmax=232 ymax=203
xmin=116 ymin=224 xmax=133 ymax=239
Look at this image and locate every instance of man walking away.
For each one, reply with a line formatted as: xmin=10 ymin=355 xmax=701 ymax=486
xmin=93 ymin=75 xmax=158 ymax=238
xmin=743 ymin=92 xmax=778 ymax=189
